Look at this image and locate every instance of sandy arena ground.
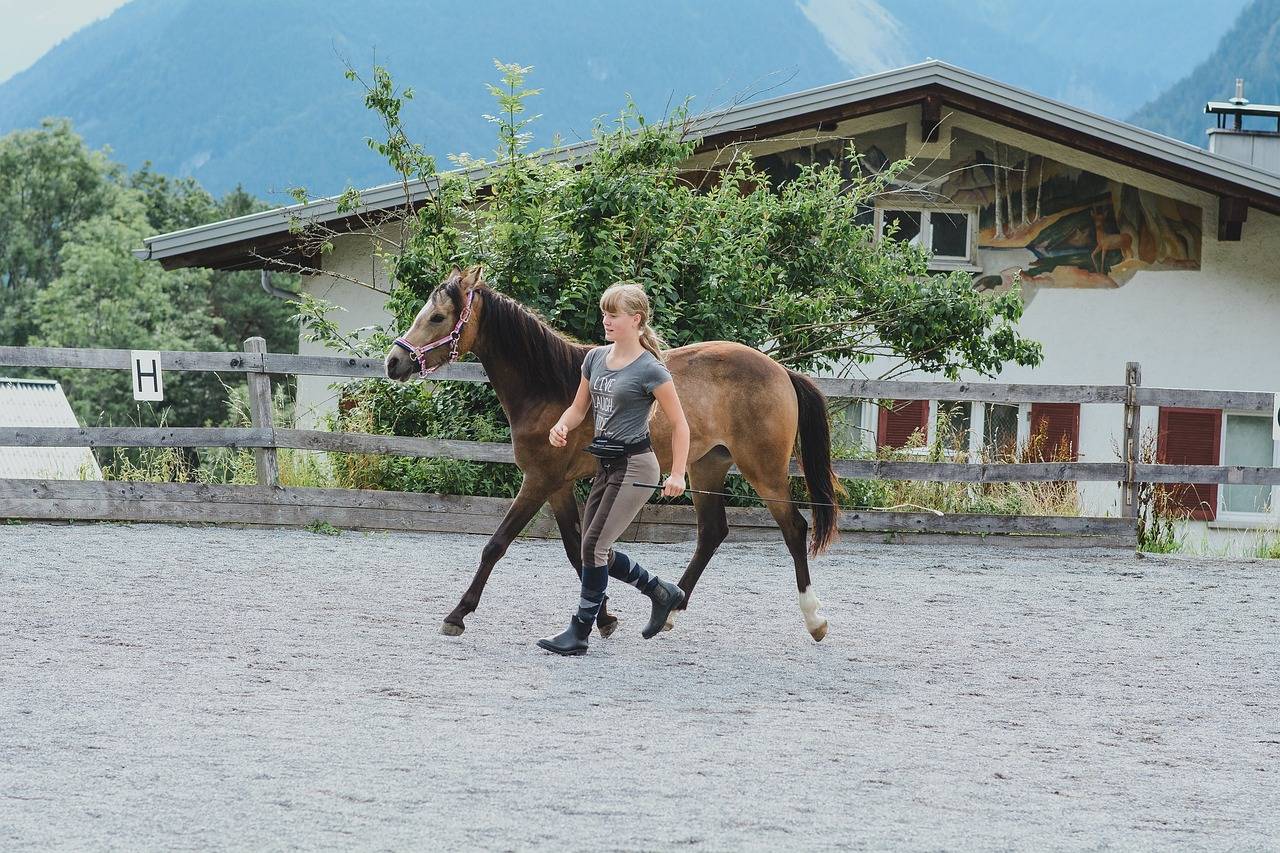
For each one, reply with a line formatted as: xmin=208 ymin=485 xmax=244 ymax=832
xmin=2 ymin=522 xmax=1277 ymax=851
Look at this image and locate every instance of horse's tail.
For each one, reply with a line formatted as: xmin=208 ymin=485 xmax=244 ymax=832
xmin=787 ymin=370 xmax=843 ymax=556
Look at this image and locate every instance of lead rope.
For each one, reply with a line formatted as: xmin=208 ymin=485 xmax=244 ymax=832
xmin=630 ymin=482 xmax=945 ymax=517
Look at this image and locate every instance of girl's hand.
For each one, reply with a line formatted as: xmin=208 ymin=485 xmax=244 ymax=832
xmin=662 ymin=473 xmax=686 ymax=498
xmin=549 ymin=423 xmax=569 ymax=447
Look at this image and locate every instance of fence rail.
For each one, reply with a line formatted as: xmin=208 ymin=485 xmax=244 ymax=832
xmin=5 ymin=426 xmax=1280 ymax=487
xmin=0 ymin=478 xmax=1137 ymax=548
xmin=3 ymin=341 xmax=1277 ymax=547
xmin=4 ymin=345 xmax=1275 ymax=411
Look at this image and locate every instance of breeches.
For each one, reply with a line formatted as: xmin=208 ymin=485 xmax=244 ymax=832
xmin=581 ymin=451 xmax=659 ymax=567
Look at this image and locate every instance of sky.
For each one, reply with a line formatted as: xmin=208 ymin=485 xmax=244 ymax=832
xmin=0 ymin=0 xmax=128 ymax=84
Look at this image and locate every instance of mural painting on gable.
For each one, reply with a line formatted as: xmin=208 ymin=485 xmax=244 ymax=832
xmin=751 ymin=126 xmax=1201 ymax=293
xmin=938 ymin=130 xmax=1201 ymax=291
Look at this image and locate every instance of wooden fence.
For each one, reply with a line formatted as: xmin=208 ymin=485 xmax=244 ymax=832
xmin=3 ymin=340 xmax=1278 ymax=549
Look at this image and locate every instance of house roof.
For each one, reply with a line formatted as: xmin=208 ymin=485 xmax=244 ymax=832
xmin=136 ymin=60 xmax=1280 ymax=272
xmin=0 ymin=378 xmax=103 ymax=480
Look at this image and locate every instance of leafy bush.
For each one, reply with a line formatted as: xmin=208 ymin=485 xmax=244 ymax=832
xmin=292 ymin=61 xmax=1045 ymax=504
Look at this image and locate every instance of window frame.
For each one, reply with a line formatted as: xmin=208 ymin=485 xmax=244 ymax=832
xmin=917 ymin=400 xmax=1020 ymax=458
xmin=1216 ymin=410 xmax=1279 ymax=523
xmin=874 ymin=203 xmax=982 ymax=272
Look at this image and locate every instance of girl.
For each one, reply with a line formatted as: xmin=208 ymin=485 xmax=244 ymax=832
xmin=538 ymin=282 xmax=690 ymax=656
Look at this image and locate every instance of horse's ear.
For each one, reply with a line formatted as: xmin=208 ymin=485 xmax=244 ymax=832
xmin=448 ymin=265 xmax=463 ymax=282
xmin=463 ymin=264 xmax=484 ymax=288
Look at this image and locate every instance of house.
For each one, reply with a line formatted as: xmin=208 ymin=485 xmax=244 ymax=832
xmin=134 ymin=61 xmax=1280 ymax=546
xmin=0 ymin=378 xmax=103 ymax=480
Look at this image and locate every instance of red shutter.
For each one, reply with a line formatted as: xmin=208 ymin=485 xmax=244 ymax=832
xmin=1157 ymin=407 xmax=1221 ymax=521
xmin=1028 ymin=403 xmax=1080 ymax=462
xmin=877 ymin=400 xmax=929 ymax=449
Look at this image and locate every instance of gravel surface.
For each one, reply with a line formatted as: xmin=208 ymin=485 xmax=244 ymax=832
xmin=2 ymin=521 xmax=1278 ymax=851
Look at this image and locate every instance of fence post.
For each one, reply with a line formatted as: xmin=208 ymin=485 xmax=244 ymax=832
xmin=1121 ymin=361 xmax=1142 ymax=519
xmin=243 ymin=337 xmax=280 ymax=489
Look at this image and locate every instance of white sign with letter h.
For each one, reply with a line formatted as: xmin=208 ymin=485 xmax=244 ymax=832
xmin=131 ymin=350 xmax=164 ymax=402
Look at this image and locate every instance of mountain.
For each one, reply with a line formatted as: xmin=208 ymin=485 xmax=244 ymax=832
xmin=0 ymin=0 xmax=859 ymax=203
xmin=0 ymin=0 xmax=1253 ymax=201
xmin=1129 ymin=0 xmax=1280 ymax=146
xmin=816 ymin=0 xmax=1251 ymax=120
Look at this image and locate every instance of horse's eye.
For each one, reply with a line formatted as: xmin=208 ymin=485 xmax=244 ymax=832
xmin=430 ymin=314 xmax=445 ymax=323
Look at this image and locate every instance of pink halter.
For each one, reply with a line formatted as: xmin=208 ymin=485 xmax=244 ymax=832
xmin=392 ymin=288 xmax=476 ymax=377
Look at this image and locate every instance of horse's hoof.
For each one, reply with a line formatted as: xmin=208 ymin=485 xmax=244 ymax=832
xmin=440 ymin=622 xmax=465 ymax=637
xmin=809 ymin=619 xmax=829 ymax=642
xmin=597 ymin=617 xmax=619 ymax=639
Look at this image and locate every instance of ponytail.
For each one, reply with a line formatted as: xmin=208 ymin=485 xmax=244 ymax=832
xmin=638 ymin=323 xmax=666 ymax=363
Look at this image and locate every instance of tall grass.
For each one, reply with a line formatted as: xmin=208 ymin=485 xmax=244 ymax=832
xmin=825 ymin=409 xmax=1082 ymax=517
xmin=100 ymin=381 xmax=335 ymax=488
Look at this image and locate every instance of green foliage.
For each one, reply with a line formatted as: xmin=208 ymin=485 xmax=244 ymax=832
xmin=305 ymin=520 xmax=341 ymax=536
xmin=296 ymin=61 xmax=1045 ymax=499
xmin=102 ymin=383 xmax=335 ymax=488
xmin=345 ymin=64 xmax=437 ymax=185
xmin=0 ymin=117 xmax=299 ymax=431
xmin=1135 ymin=432 xmax=1188 ymax=554
xmin=0 ymin=119 xmax=118 ymax=345
xmin=31 ymin=190 xmax=226 ymax=428
xmin=325 ymin=379 xmax=522 ymax=498
xmin=485 ymin=61 xmax=542 ymax=163
xmin=1252 ymin=535 xmax=1280 ymax=560
xmin=367 ymin=61 xmax=1042 ymax=380
xmin=127 ymin=165 xmax=300 ymax=356
xmin=1138 ymin=518 xmax=1182 ymax=554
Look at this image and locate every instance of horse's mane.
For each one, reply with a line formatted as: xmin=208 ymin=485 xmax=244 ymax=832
xmin=455 ymin=281 xmax=587 ymax=401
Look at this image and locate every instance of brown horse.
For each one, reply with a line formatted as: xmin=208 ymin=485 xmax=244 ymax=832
xmin=384 ymin=267 xmax=840 ymax=641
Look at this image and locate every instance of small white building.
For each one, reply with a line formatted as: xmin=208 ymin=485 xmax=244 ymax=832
xmin=0 ymin=378 xmax=103 ymax=480
xmin=135 ymin=62 xmax=1280 ymax=549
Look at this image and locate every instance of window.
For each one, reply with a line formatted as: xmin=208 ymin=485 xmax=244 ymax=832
xmin=983 ymin=403 xmax=1019 ymax=458
xmin=936 ymin=401 xmax=970 ymax=452
xmin=831 ymin=400 xmax=867 ymax=451
xmin=878 ymin=401 xmax=1030 ymax=460
xmin=876 ymin=206 xmax=978 ymax=269
xmin=1222 ymin=414 xmax=1274 ymax=515
xmin=930 ymin=212 xmax=969 ymax=257
xmin=1157 ymin=407 xmax=1221 ymax=521
xmin=882 ymin=209 xmax=922 ymax=245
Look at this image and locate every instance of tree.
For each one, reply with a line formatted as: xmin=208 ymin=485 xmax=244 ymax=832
xmin=311 ymin=61 xmax=1041 ymax=380
xmin=0 ymin=117 xmax=302 ymax=431
xmin=128 ymin=165 xmax=300 ymax=356
xmin=0 ymin=119 xmax=118 ymax=345
xmin=32 ymin=190 xmax=226 ymax=428
xmin=0 ymin=120 xmax=300 ymax=365
xmin=287 ymin=61 xmax=1042 ymax=495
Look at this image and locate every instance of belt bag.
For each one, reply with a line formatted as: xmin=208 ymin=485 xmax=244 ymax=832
xmin=585 ymin=435 xmax=650 ymax=459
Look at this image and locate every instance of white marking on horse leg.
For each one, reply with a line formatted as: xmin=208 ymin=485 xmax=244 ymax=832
xmin=662 ymin=609 xmax=678 ymax=632
xmin=799 ymin=585 xmax=829 ymax=641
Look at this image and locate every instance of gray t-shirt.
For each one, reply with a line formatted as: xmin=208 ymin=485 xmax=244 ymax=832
xmin=581 ymin=345 xmax=673 ymax=442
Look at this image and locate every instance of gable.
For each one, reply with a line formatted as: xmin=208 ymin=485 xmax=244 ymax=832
xmin=719 ymin=114 xmax=1204 ymax=292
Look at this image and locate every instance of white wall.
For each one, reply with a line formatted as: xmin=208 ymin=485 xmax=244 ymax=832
xmin=295 ymin=230 xmax=398 ymax=430
xmin=826 ymin=108 xmax=1280 ymax=548
xmin=863 ymin=198 xmax=1280 ymax=549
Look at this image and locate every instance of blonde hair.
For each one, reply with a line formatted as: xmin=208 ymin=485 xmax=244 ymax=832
xmin=599 ymin=282 xmax=666 ymax=362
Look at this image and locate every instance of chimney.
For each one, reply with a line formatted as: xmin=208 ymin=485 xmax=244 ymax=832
xmin=1205 ymin=79 xmax=1280 ymax=174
